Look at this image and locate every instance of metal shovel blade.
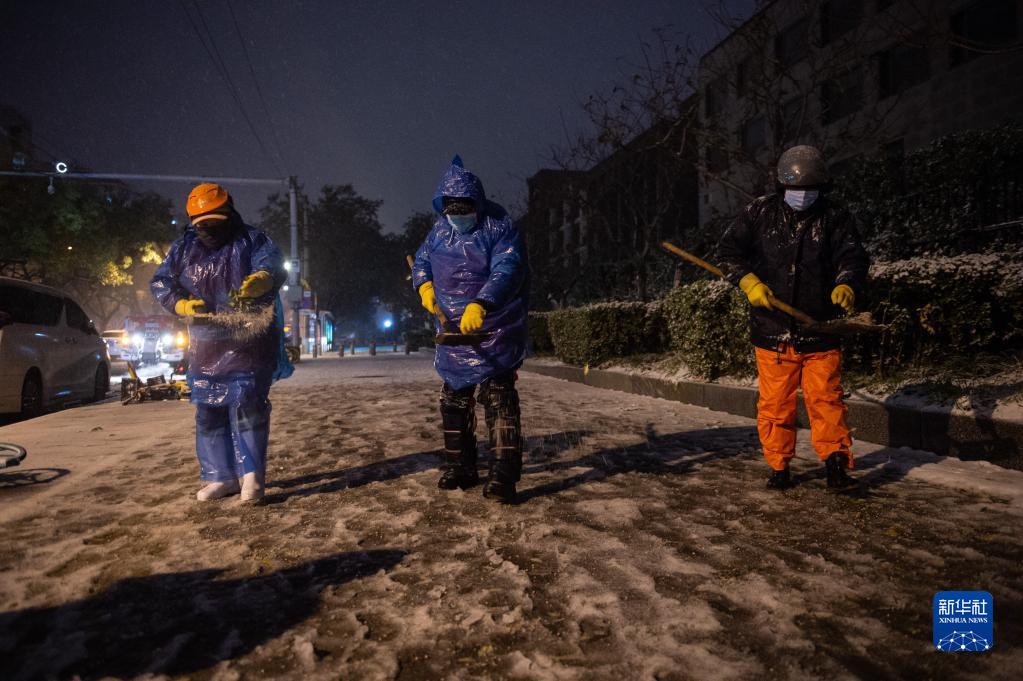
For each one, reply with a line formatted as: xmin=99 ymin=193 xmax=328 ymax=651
xmin=805 ymin=312 xmax=886 ymax=336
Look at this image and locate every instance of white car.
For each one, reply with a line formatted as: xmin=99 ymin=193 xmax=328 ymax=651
xmin=101 ymin=329 xmax=138 ymax=362
xmin=0 ymin=277 xmax=111 ymax=418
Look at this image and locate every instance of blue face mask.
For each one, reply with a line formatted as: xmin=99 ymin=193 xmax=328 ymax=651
xmin=446 ymin=214 xmax=477 ymax=233
xmin=784 ymin=189 xmax=819 ymax=211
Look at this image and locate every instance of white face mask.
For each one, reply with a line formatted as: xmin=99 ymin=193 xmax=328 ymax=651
xmin=784 ymin=189 xmax=819 ymax=211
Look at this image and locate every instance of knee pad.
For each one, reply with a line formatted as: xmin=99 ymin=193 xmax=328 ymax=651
xmin=440 ymin=385 xmax=475 ymax=412
xmin=440 ymin=397 xmax=476 ymax=455
xmin=480 ymin=379 xmax=520 ymax=420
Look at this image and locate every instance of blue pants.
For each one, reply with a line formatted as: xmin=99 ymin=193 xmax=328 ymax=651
xmin=193 ymin=376 xmax=272 ymax=482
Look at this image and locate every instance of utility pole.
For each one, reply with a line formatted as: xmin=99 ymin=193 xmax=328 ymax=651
xmin=301 ymin=195 xmax=319 ymax=357
xmin=288 ymin=177 xmax=301 ymax=354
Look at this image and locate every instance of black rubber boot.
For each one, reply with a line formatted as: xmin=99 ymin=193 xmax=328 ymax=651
xmin=438 ymin=388 xmax=479 ymax=490
xmin=480 ymin=375 xmax=522 ymax=504
xmin=766 ymin=467 xmax=792 ymax=490
xmin=825 ymin=452 xmax=857 ymax=490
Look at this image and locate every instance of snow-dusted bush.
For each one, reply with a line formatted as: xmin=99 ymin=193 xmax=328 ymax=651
xmin=527 ymin=312 xmax=554 ymax=354
xmin=546 ymin=301 xmax=665 ymax=366
xmin=535 ymin=248 xmax=1022 ymax=379
xmin=834 ymin=123 xmax=1023 ymax=259
xmin=662 ymin=279 xmax=755 ymax=379
xmin=852 ymin=251 xmax=1023 ymax=370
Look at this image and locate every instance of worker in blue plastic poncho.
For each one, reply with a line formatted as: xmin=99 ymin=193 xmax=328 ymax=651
xmin=151 ymin=183 xmax=292 ymax=504
xmin=412 ymin=156 xmax=529 ymax=504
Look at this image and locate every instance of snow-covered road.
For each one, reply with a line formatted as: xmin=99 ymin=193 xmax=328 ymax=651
xmin=1 ymin=353 xmax=1020 ymax=680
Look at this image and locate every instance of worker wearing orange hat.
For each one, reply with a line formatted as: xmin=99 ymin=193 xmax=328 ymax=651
xmin=151 ymin=183 xmax=292 ymax=504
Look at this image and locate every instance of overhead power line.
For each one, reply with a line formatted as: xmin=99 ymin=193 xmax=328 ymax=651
xmin=177 ymin=0 xmax=283 ymax=177
xmin=225 ymin=0 xmax=288 ymax=169
xmin=0 ymin=125 xmax=67 ymax=165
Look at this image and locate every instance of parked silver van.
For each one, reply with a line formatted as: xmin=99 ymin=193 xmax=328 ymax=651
xmin=0 ymin=277 xmax=111 ymax=418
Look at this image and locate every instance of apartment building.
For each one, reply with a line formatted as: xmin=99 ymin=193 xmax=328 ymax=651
xmin=697 ymin=0 xmax=1023 ymax=227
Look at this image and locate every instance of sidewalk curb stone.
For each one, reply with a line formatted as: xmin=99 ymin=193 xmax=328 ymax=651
xmin=522 ymin=360 xmax=1022 ymax=471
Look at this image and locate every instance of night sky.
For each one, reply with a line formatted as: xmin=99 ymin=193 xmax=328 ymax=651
xmin=1 ymin=0 xmax=751 ymax=232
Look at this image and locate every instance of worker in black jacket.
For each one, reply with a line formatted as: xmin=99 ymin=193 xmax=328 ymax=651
xmin=718 ymin=145 xmax=869 ymax=490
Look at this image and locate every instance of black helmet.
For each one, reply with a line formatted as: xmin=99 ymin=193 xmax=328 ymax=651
xmin=777 ymin=145 xmax=830 ymax=187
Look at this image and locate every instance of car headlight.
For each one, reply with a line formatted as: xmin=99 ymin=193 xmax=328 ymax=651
xmin=119 ymin=333 xmax=131 ymax=346
xmin=162 ymin=333 xmax=173 ymax=345
xmin=176 ymin=332 xmax=186 ymax=347
xmin=132 ymin=334 xmax=143 ymax=346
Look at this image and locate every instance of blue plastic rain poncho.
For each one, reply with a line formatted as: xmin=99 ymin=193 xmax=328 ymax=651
xmin=412 ymin=157 xmax=529 ymax=390
xmin=151 ymin=219 xmax=292 ymax=481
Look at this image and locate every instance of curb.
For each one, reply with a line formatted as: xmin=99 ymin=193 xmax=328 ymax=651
xmin=521 ymin=360 xmax=1023 ymax=471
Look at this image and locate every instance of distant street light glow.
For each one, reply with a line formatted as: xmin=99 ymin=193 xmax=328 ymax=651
xmin=282 ymin=285 xmax=289 ymax=291
xmin=383 ymin=319 xmax=393 ymax=329
xmin=55 ymin=161 xmax=68 ymax=174
xmin=284 ymin=261 xmax=291 ymax=271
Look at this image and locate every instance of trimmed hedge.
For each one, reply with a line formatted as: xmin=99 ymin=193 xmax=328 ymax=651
xmin=527 ymin=249 xmax=1023 ymax=376
xmin=847 ymin=252 xmax=1023 ymax=371
xmin=663 ymin=279 xmax=755 ymax=379
xmin=527 ymin=250 xmax=1023 ymax=378
xmin=527 ymin=312 xmax=554 ymax=354
xmin=834 ymin=123 xmax=1023 ymax=258
xmin=545 ymin=302 xmax=665 ymax=366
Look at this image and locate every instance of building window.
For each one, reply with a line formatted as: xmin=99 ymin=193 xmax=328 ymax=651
xmin=704 ymin=79 xmax=723 ymax=118
xmin=821 ymin=0 xmax=861 ymax=45
xmin=950 ymin=0 xmax=1019 ymax=67
xmin=706 ymin=146 xmax=730 ymax=173
xmin=735 ymin=56 xmax=751 ymax=97
xmin=828 ymin=155 xmax=862 ymax=180
xmin=820 ymin=67 xmax=863 ymax=124
xmin=741 ymin=115 xmax=767 ymax=156
xmin=775 ymin=17 xmax=809 ymax=69
xmin=780 ymin=96 xmax=807 ymax=141
xmin=878 ymin=42 xmax=930 ymax=99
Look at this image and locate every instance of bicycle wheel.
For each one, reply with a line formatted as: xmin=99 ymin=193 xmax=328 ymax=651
xmin=0 ymin=443 xmax=27 ymax=469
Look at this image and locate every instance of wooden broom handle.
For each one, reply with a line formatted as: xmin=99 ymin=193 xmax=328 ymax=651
xmin=407 ymin=254 xmax=450 ymax=327
xmin=660 ymin=241 xmax=819 ymax=326
xmin=661 ymin=241 xmax=724 ymax=277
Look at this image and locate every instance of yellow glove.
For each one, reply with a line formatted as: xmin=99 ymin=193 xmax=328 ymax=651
xmin=238 ymin=270 xmax=273 ymax=299
xmin=174 ymin=297 xmax=207 ymax=316
xmin=831 ymin=284 xmax=856 ymax=313
xmin=738 ymin=273 xmax=774 ymax=310
xmin=418 ymin=281 xmax=438 ymax=314
xmin=460 ymin=302 xmax=486 ymax=334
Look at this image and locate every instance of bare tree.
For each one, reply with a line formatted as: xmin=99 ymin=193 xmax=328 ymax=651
xmin=544 ymin=0 xmax=949 ymax=298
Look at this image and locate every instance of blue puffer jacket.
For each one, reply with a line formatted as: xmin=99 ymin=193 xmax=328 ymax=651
xmin=412 ymin=156 xmax=529 ymax=390
xmin=151 ymin=219 xmax=292 ymax=403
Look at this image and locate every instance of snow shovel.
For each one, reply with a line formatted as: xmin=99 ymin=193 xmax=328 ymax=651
xmin=405 ymin=255 xmax=490 ymax=346
xmin=660 ymin=241 xmax=884 ymax=337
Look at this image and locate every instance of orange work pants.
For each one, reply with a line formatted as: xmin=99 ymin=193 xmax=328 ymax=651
xmin=754 ymin=345 xmax=853 ymax=471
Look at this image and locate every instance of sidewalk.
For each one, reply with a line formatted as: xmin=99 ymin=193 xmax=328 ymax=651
xmin=2 ymin=354 xmax=1022 ymax=680
xmin=522 ymin=359 xmax=1023 ymax=470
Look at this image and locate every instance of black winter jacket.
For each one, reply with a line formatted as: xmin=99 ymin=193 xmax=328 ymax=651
xmin=717 ymin=193 xmax=869 ymax=353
